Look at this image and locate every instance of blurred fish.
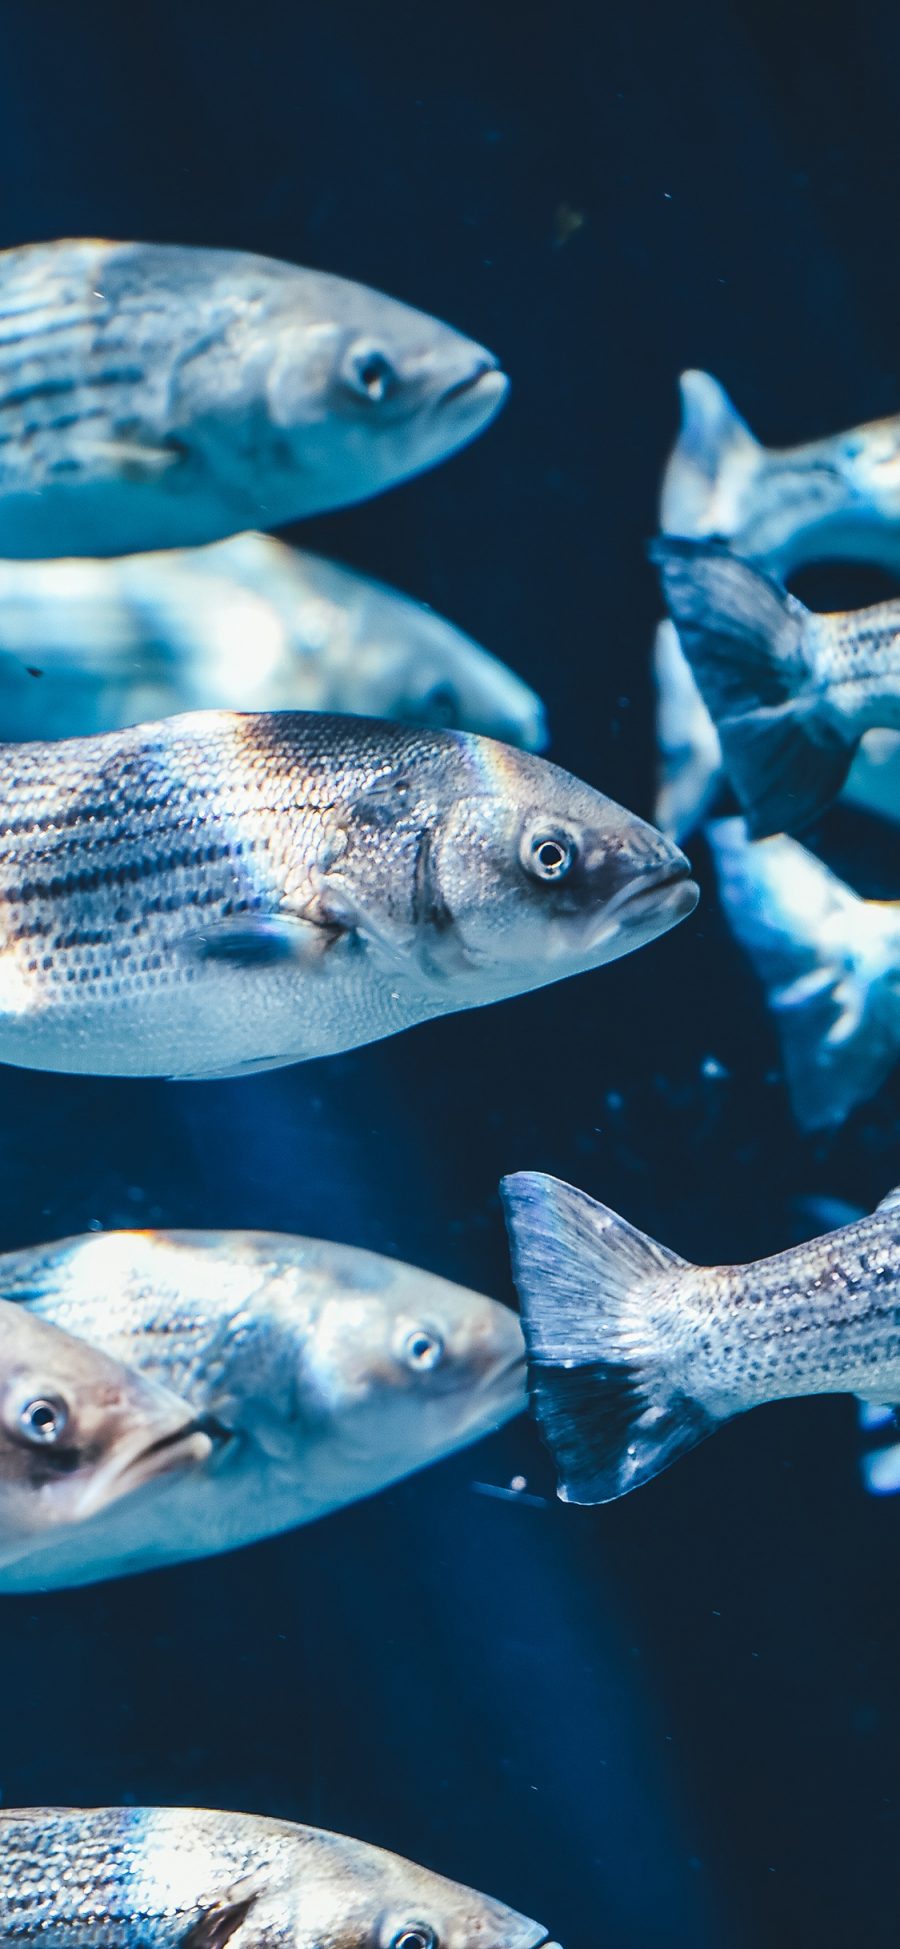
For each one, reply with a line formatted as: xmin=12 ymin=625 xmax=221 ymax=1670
xmin=660 ymin=368 xmax=900 ymax=576
xmin=0 ymin=711 xmax=697 ymax=1080
xmin=0 ymin=532 xmax=547 ymax=748
xmin=652 ymin=619 xmax=723 ymax=840
xmin=707 ymin=818 xmax=900 ymax=1130
xmin=502 ymin=1170 xmax=900 ymax=1502
xmin=0 ymin=1294 xmax=211 ymax=1580
xmin=0 ymin=1228 xmax=526 ymax=1589
xmin=0 ymin=239 xmax=508 ymax=557
xmin=653 ymin=538 xmax=900 ymax=834
xmin=652 ymin=616 xmax=900 ymax=838
xmin=0 ymin=1805 xmax=558 ymax=1949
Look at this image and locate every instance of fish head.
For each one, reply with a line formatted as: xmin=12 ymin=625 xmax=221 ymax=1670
xmin=292 ymin=1252 xmax=526 ymax=1483
xmin=386 ymin=616 xmax=548 ymax=752
xmin=0 ymin=1301 xmax=212 ymax=1548
xmin=272 ymin=1827 xmax=558 ymax=1949
xmin=265 ymin=276 xmax=508 ymax=508
xmin=407 ymin=738 xmax=699 ymax=996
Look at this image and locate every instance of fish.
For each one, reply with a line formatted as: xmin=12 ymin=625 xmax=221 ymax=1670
xmin=0 ymin=532 xmax=546 ymax=749
xmin=652 ymin=616 xmax=900 ymax=839
xmin=0 ymin=710 xmax=697 ymax=1080
xmin=0 ymin=1294 xmax=212 ymax=1578
xmin=652 ymin=536 xmax=900 ymax=835
xmin=660 ymin=367 xmax=900 ymax=577
xmin=0 ymin=1805 xmax=559 ymax=1949
xmin=707 ymin=817 xmax=900 ymax=1130
xmin=501 ymin=1170 xmax=900 ymax=1503
xmin=0 ymin=239 xmax=508 ymax=558
xmin=0 ymin=1228 xmax=527 ymax=1589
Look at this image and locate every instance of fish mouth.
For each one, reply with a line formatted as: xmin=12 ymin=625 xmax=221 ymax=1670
xmin=439 ymin=361 xmax=509 ymax=420
xmin=73 ymin=1412 xmax=227 ymax=1523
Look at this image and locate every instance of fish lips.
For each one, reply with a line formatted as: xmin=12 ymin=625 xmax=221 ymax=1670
xmin=71 ymin=1411 xmax=221 ymax=1524
xmin=588 ymin=856 xmax=699 ymax=956
xmin=437 ymin=359 xmax=509 ymax=438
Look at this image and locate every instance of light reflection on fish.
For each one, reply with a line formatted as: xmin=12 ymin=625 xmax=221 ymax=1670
xmin=0 ymin=533 xmax=546 ymax=749
xmin=708 ymin=818 xmax=900 ymax=1130
xmin=0 ymin=711 xmax=697 ymax=1080
xmin=660 ymin=367 xmax=900 ymax=577
xmin=0 ymin=1227 xmax=526 ymax=1590
xmin=502 ymin=1170 xmax=900 ymax=1504
xmin=0 ymin=239 xmax=508 ymax=558
xmin=0 ymin=1294 xmax=210 ymax=1580
xmin=0 ymin=1805 xmax=560 ymax=1949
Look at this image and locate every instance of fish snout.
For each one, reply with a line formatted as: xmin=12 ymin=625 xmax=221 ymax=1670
xmin=74 ymin=1408 xmax=223 ymax=1523
xmin=436 ymin=353 xmax=509 ymax=436
xmin=585 ymin=833 xmax=699 ymax=953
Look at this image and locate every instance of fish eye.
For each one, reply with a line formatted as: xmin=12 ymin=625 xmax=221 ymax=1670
xmin=389 ymin=1928 xmax=438 ymax=1949
xmin=402 ymin=1328 xmax=444 ymax=1373
xmin=344 ymin=342 xmax=397 ymax=404
xmin=522 ymin=827 xmax=578 ymax=882
xmin=422 ymin=682 xmax=459 ymax=727
xmin=17 ymin=1394 xmax=68 ymax=1446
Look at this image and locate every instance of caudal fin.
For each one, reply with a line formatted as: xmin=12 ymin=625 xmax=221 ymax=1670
xmin=709 ymin=818 xmax=900 ymax=1129
xmin=652 ymin=537 xmax=853 ymax=835
xmin=659 ymin=370 xmax=763 ymax=540
xmin=500 ymin=1172 xmax=717 ymax=1503
xmin=653 ymin=618 xmax=724 ymax=839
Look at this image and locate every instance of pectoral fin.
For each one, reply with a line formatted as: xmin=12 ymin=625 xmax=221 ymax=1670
xmin=183 ymin=914 xmax=339 ymax=969
xmin=70 ymin=436 xmax=184 ymax=481
xmin=181 ymin=1893 xmax=256 ymax=1949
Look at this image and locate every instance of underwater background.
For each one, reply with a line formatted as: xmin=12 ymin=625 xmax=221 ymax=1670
xmin=0 ymin=3 xmax=898 ymax=1944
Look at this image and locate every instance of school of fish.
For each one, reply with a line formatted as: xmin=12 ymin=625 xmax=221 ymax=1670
xmin=0 ymin=226 xmax=898 ymax=1940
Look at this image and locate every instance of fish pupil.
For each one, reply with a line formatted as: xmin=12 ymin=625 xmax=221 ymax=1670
xmin=20 ymin=1396 xmax=65 ymax=1444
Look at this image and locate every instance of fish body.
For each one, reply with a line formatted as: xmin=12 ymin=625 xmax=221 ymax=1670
xmin=0 ymin=1806 xmax=557 ymax=1949
xmin=708 ymin=818 xmax=900 ymax=1130
xmin=0 ymin=240 xmax=507 ymax=557
xmin=0 ymin=1294 xmax=210 ymax=1576
xmin=0 ymin=1227 xmax=526 ymax=1589
xmin=502 ymin=1171 xmax=900 ymax=1503
xmin=652 ymin=615 xmax=900 ymax=838
xmin=0 ymin=710 xmax=696 ymax=1080
xmin=0 ymin=532 xmax=546 ymax=748
xmin=660 ymin=368 xmax=900 ymax=576
xmin=653 ymin=537 xmax=900 ymax=834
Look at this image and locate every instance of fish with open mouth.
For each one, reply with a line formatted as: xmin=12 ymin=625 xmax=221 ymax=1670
xmin=660 ymin=367 xmax=900 ymax=577
xmin=0 ymin=1227 xmax=527 ymax=1589
xmin=0 ymin=532 xmax=546 ymax=749
xmin=0 ymin=1805 xmax=561 ymax=1949
xmin=502 ymin=1170 xmax=900 ymax=1503
xmin=0 ymin=239 xmax=508 ymax=557
xmin=0 ymin=1294 xmax=210 ymax=1580
xmin=0 ymin=711 xmax=697 ymax=1079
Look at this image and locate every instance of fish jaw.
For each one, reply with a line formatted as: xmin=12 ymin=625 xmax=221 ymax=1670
xmin=70 ymin=1408 xmax=215 ymax=1522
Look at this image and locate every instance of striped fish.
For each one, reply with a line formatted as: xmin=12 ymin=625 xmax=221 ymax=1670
xmin=0 ymin=710 xmax=697 ymax=1078
xmin=0 ymin=239 xmax=507 ymax=556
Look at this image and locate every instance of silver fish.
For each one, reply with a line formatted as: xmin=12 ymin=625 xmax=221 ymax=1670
xmin=653 ymin=536 xmax=900 ymax=835
xmin=0 ymin=532 xmax=546 ymax=749
xmin=0 ymin=1228 xmax=526 ymax=1590
xmin=660 ymin=367 xmax=900 ymax=576
xmin=0 ymin=239 xmax=507 ymax=558
xmin=0 ymin=1805 xmax=558 ymax=1949
xmin=708 ymin=817 xmax=900 ymax=1130
xmin=0 ymin=1295 xmax=210 ymax=1577
xmin=502 ymin=1170 xmax=900 ymax=1503
xmin=651 ymin=617 xmax=900 ymax=839
xmin=0 ymin=710 xmax=697 ymax=1080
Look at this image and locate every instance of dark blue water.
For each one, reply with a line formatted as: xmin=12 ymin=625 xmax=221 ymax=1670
xmin=0 ymin=5 xmax=898 ymax=1945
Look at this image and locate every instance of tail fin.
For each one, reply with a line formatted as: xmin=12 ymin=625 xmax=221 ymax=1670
xmin=652 ymin=537 xmax=853 ymax=835
xmin=659 ymin=370 xmax=763 ymax=540
xmin=500 ymin=1172 xmax=717 ymax=1503
xmin=709 ymin=818 xmax=900 ymax=1129
xmin=653 ymin=618 xmax=724 ymax=839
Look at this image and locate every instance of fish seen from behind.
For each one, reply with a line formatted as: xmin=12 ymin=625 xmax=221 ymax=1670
xmin=502 ymin=1171 xmax=900 ymax=1503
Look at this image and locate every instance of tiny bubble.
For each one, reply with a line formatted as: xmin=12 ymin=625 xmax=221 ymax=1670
xmin=510 ymin=1474 xmax=527 ymax=1493
xmin=701 ymin=1056 xmax=728 ymax=1081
